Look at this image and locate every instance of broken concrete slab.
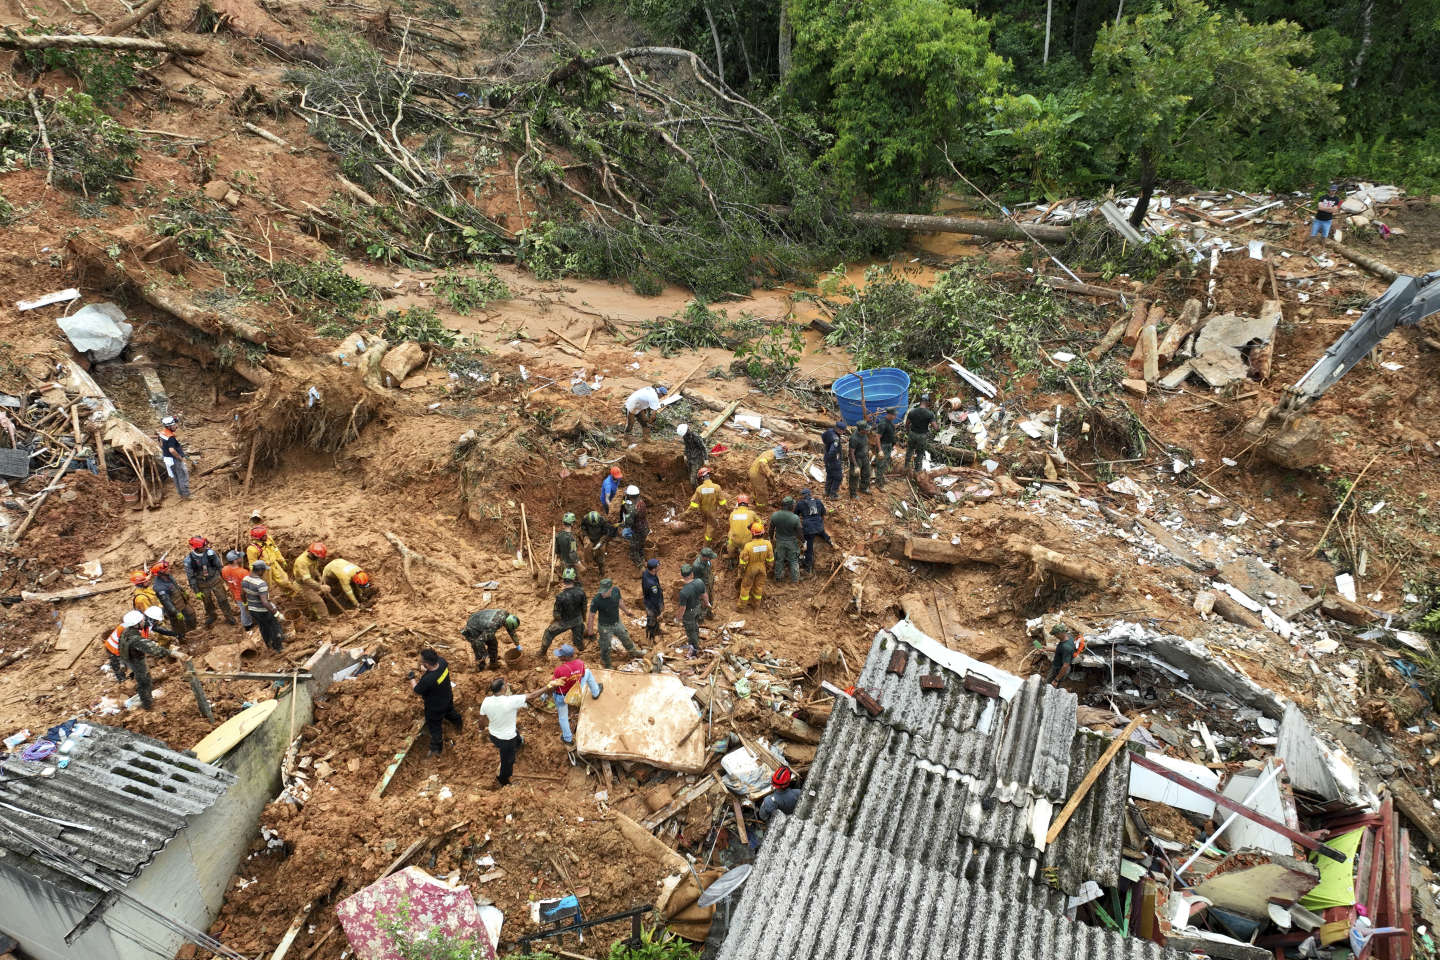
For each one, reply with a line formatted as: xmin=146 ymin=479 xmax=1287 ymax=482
xmin=1195 ymin=853 xmax=1320 ymax=920
xmin=1158 ymin=362 xmax=1193 ymax=390
xmin=1217 ymin=762 xmax=1298 ymax=857
xmin=1121 ymin=377 xmax=1148 ymax=396
xmin=1217 ymin=556 xmax=1321 ymax=621
xmin=1190 ymin=349 xmax=1250 ymax=388
xmin=1136 ymin=516 xmax=1212 ymax=573
xmin=1193 ymin=303 xmax=1280 ymax=355
xmin=574 ymin=669 xmax=708 ymax=772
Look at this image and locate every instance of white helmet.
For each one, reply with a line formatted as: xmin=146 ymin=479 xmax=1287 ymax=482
xmin=160 ymin=416 xmax=177 ymax=427
xmin=122 ymin=610 xmax=144 ymax=627
xmin=676 ymin=423 xmax=689 ymax=437
xmin=144 ymin=606 xmax=165 ymax=622
xmin=625 ymin=484 xmax=640 ymax=496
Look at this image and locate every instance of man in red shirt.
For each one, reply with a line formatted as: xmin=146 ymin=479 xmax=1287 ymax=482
xmin=220 ymin=550 xmax=251 ymax=630
xmin=548 ymin=644 xmax=602 ymax=745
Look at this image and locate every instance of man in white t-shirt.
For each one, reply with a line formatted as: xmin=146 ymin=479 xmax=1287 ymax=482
xmin=480 ymin=677 xmax=545 ymax=786
xmin=623 ymin=384 xmax=668 ymax=439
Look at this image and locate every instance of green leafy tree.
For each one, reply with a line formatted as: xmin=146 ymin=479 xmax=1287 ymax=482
xmin=1089 ymin=0 xmax=1338 ymax=225
xmin=787 ymin=0 xmax=1006 ymax=208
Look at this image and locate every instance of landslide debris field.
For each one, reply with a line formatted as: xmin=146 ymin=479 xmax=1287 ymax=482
xmin=3 ymin=0 xmax=1440 ymax=956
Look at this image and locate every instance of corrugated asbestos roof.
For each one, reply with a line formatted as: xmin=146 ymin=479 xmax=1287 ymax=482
xmin=797 ymin=628 xmax=1126 ymax=894
xmin=718 ymin=624 xmax=1151 ymax=960
xmin=0 ymin=724 xmax=235 ymax=890
xmin=718 ymin=816 xmax=1185 ymax=960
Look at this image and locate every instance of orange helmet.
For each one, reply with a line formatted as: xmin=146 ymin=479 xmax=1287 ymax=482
xmin=609 ymin=466 xmax=623 ymax=479
xmin=353 ymin=570 xmax=370 ymax=586
xmin=308 ymin=542 xmax=327 ymax=559
xmin=249 ymin=525 xmax=268 ymax=540
xmin=750 ymin=522 xmax=765 ymax=535
xmin=697 ymin=466 xmax=712 ymax=479
xmin=735 ymin=494 xmax=750 ymax=506
xmin=129 ymin=569 xmax=150 ymax=586
xmin=151 ymin=561 xmax=170 ymax=575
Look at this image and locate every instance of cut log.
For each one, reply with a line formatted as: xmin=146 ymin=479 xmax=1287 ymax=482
xmin=1211 ymin=591 xmax=1265 ymax=630
xmin=1157 ymin=298 xmax=1202 ymax=363
xmin=1319 ymin=594 xmax=1375 ymax=626
xmin=841 ymin=210 xmax=1068 ymax=243
xmin=379 ymin=342 xmax=426 ymax=385
xmin=1122 ymin=299 xmax=1150 ymax=347
xmin=1039 ymin=277 xmax=1127 ymax=301
xmin=1389 ymin=780 xmax=1440 ymax=853
xmin=701 ymin=399 xmax=740 ymax=441
xmin=0 ymin=33 xmax=207 ymax=55
xmin=1324 ymin=239 xmax=1398 ymax=282
xmin=1019 ymin=539 xmax=1109 ymax=587
xmin=1087 ymin=317 xmax=1128 ymax=361
xmin=1140 ymin=324 xmax=1160 ymax=384
xmin=99 ymin=0 xmax=164 ymax=35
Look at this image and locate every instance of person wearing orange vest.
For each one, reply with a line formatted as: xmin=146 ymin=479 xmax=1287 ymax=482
xmin=687 ymin=467 xmax=727 ymax=544
xmin=220 ymin=551 xmax=251 ymax=629
xmin=737 ymin=522 xmax=774 ymax=608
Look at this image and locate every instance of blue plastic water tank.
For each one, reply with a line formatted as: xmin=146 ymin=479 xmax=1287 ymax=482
xmin=831 ymin=368 xmax=911 ymax=425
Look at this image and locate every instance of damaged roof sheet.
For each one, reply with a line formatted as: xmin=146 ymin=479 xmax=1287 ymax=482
xmin=718 ymin=816 xmax=1186 ymax=960
xmin=797 ymin=628 xmax=1127 ymax=896
xmin=0 ymin=724 xmax=235 ymax=890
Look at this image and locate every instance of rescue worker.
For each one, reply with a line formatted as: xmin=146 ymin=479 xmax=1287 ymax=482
xmin=246 ymin=526 xmax=300 ymax=597
xmin=600 ymin=465 xmax=624 ymax=513
xmin=821 ymin=421 xmax=845 ymax=499
xmin=687 ymin=467 xmax=727 ymax=544
xmin=220 ymin=551 xmax=251 ymax=629
xmin=242 ymin=560 xmax=285 ymax=651
xmin=691 ymin=547 xmax=717 ymax=620
xmin=586 ymin=578 xmax=638 ymax=668
xmin=481 ymin=676 xmax=546 ymax=786
xmin=737 ymin=522 xmax=774 ymax=608
xmin=847 ymin=420 xmax=872 ymax=498
xmin=411 ymin=649 xmax=463 ymax=758
xmin=462 ymin=609 xmax=521 ymax=669
xmin=679 ymin=422 xmax=709 ymax=487
xmin=769 ymin=497 xmax=803 ymax=584
xmin=555 ymin=513 xmax=581 ymax=570
xmin=1048 ymin=627 xmax=1082 ymax=687
xmin=149 ymin=561 xmax=192 ymax=638
xmin=795 ymin=489 xmax=833 ymax=573
xmin=904 ymin=393 xmax=937 ymax=473
xmin=129 ymin=569 xmax=160 ymax=617
xmin=674 ymin=564 xmax=711 ymax=657
xmin=540 ymin=568 xmax=587 ymax=657
xmin=623 ymin=383 xmax=668 ymax=438
xmin=183 ymin=536 xmax=235 ymax=627
xmin=548 ymin=645 xmax=602 ymax=745
xmin=117 ymin=609 xmax=186 ymax=709
xmin=102 ymin=619 xmax=131 ymax=681
xmin=641 ymin=558 xmax=664 ymax=643
xmin=749 ymin=766 xmax=801 ymax=851
xmin=725 ymin=495 xmax=757 ymax=569
xmin=579 ymin=510 xmax=616 ymax=577
xmin=292 ymin=542 xmax=342 ymax=620
xmin=157 ymin=415 xmax=192 ymax=500
xmin=322 ymin=557 xmax=374 ymax=608
xmin=874 ymin=409 xmax=898 ymax=487
xmin=105 ymin=610 xmax=176 ymax=681
xmin=620 ymin=485 xmax=648 ymax=566
xmin=747 ymin=444 xmax=787 ymax=512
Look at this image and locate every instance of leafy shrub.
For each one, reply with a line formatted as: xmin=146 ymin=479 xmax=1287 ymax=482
xmin=0 ymin=92 xmax=139 ymax=200
xmin=152 ymin=194 xmax=236 ymax=261
xmin=434 ymin=267 xmax=510 ymax=313
xmin=634 ymin=299 xmax=771 ymax=356
xmin=19 ymin=35 xmax=145 ymax=109
xmin=383 ymin=305 xmax=456 ymax=346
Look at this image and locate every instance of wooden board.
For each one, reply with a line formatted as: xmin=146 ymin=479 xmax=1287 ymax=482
xmin=191 ymin=699 xmax=279 ymax=764
xmin=573 ymin=669 xmax=708 ymax=773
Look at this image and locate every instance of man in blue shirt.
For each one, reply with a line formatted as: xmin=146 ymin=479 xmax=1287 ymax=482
xmin=600 ymin=465 xmax=623 ymax=512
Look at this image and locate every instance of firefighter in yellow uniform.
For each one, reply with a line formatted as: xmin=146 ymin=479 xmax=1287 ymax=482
xmin=725 ymin=495 xmax=757 ymax=569
xmin=322 ymin=557 xmax=373 ymax=608
xmin=687 ymin=467 xmax=727 ymax=544
xmin=737 ymin=522 xmax=774 ymax=608
xmin=246 ymin=526 xmax=300 ymax=597
xmin=130 ymin=569 xmax=160 ymax=615
xmin=747 ymin=444 xmax=787 ymax=512
xmin=292 ymin=541 xmax=343 ymax=619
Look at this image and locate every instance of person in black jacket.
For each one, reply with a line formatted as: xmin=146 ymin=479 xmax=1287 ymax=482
xmin=795 ymin=489 xmax=833 ymax=573
xmin=412 ymin=649 xmax=463 ymax=757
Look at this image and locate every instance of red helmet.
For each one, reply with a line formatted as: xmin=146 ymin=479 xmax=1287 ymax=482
xmin=129 ymin=569 xmax=150 ymax=586
xmin=249 ymin=525 xmax=268 ymax=540
xmin=353 ymin=570 xmax=370 ymax=586
xmin=189 ymin=536 xmax=208 ymax=550
xmin=308 ymin=542 xmax=327 ymax=559
xmin=772 ymin=766 xmax=793 ymax=789
xmin=735 ymin=494 xmax=750 ymax=505
xmin=609 ymin=466 xmax=623 ymax=479
xmin=697 ymin=466 xmax=712 ymax=479
xmin=150 ymin=561 xmax=170 ymax=574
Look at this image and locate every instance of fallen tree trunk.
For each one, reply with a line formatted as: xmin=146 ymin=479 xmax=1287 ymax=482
xmin=99 ymin=0 xmax=164 ymax=35
xmin=764 ymin=205 xmax=1068 ymax=243
xmin=1039 ymin=277 xmax=1126 ymax=300
xmin=1325 ymin=238 xmax=1399 ymax=282
xmin=0 ymin=33 xmax=207 ymax=55
xmin=899 ymin=532 xmax=1111 ymax=587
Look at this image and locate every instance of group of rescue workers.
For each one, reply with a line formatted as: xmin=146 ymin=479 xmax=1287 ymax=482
xmin=104 ymin=509 xmax=376 ymax=711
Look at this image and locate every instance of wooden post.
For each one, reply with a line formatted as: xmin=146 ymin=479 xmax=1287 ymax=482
xmin=1046 ymin=715 xmax=1142 ymax=844
xmin=91 ymin=426 xmax=108 ymax=481
xmin=185 ymin=661 xmax=214 ymax=721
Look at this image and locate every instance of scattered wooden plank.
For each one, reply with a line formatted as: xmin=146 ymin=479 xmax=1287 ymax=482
xmin=640 ymin=773 xmax=721 ymax=831
xmin=20 ymin=579 xmax=129 ymax=603
xmin=731 ymin=797 xmax=748 ymax=845
xmin=1046 ymin=716 xmax=1143 ymax=845
xmin=701 ymin=399 xmax=741 ymax=442
xmin=371 ymin=720 xmax=425 ymax=800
